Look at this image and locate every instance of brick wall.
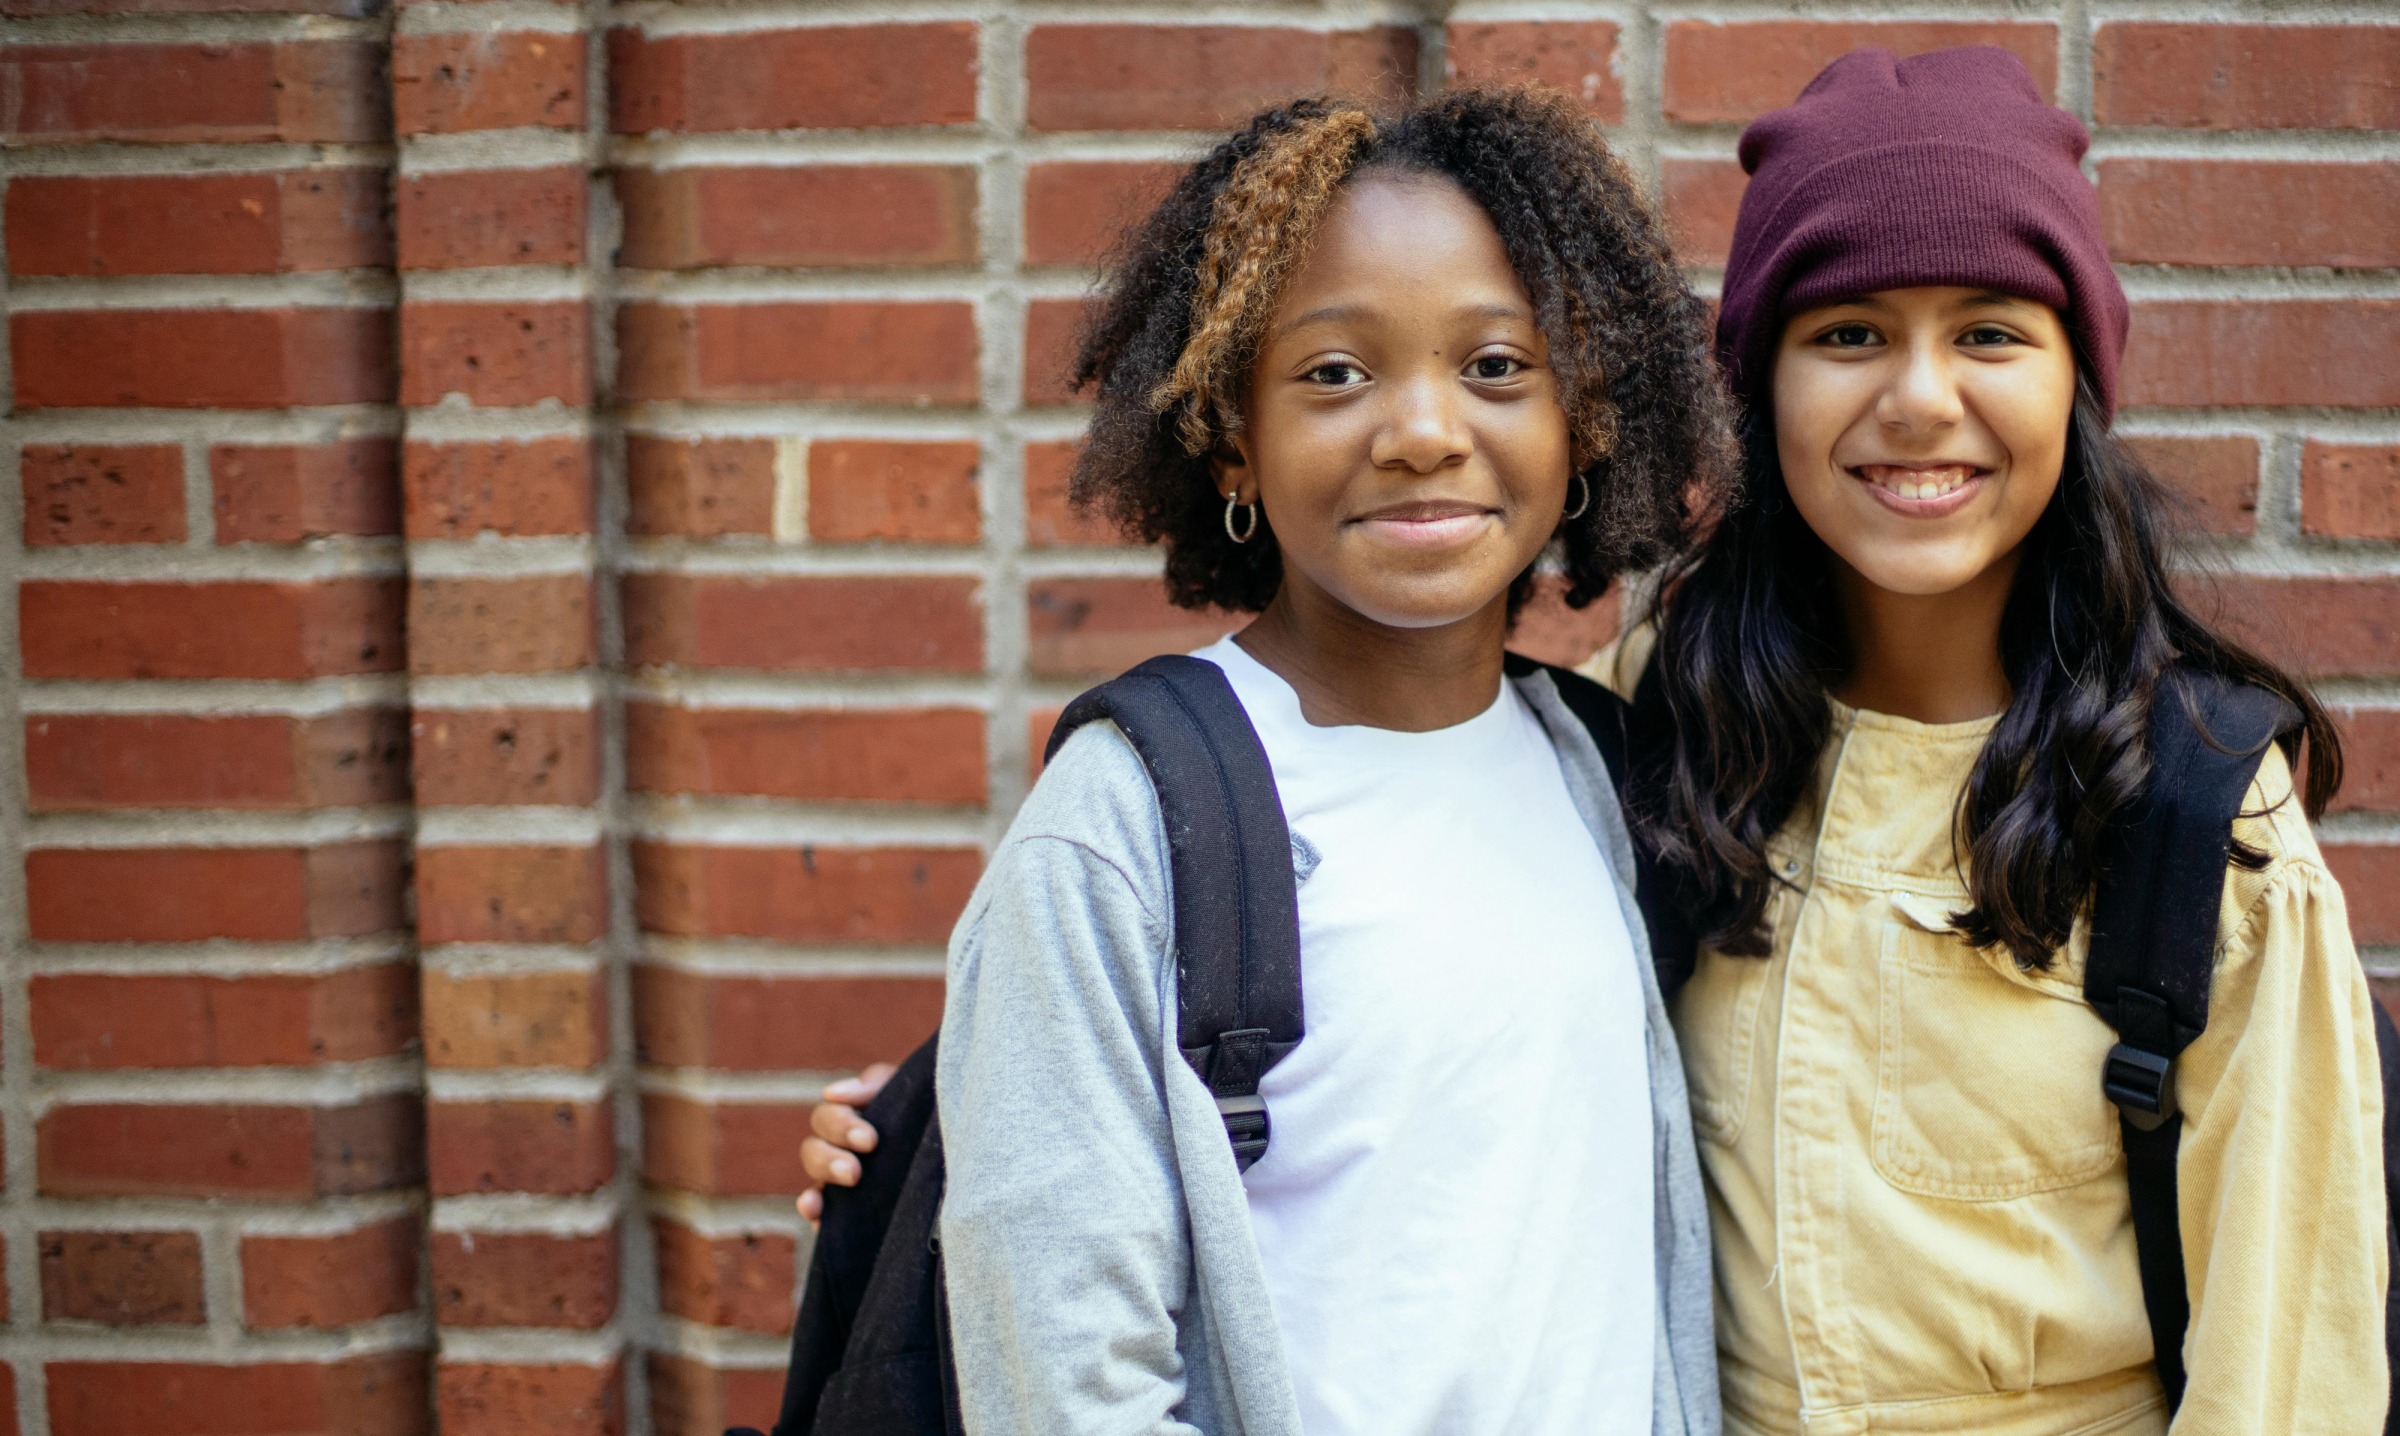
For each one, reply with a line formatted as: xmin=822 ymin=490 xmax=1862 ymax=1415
xmin=3 ymin=3 xmax=2395 ymax=1432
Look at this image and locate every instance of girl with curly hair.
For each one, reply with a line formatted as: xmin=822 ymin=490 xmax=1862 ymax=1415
xmin=834 ymin=87 xmax=1731 ymax=1436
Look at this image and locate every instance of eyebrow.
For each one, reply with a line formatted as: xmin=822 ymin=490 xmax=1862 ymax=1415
xmin=1272 ymin=300 xmax=1533 ymax=336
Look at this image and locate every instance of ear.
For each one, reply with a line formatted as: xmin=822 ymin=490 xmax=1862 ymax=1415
xmin=1209 ymin=434 xmax=1258 ymax=506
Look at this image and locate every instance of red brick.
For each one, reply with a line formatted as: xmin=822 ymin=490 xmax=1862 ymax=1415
xmin=634 ymin=967 xmax=944 ymax=1072
xmin=2124 ymin=435 xmax=2260 ymax=537
xmin=1022 ymin=161 xmax=1181 ymax=267
xmin=439 ymin=1361 xmax=622 ymax=1436
xmin=2331 ymin=709 xmax=2400 ymax=816
xmin=649 ymin=1354 xmax=782 ymax=1436
xmin=624 ymin=437 xmax=772 ymax=537
xmin=1023 ymin=298 xmax=1089 ymax=406
xmin=1661 ymin=158 xmax=1746 ymax=267
xmin=410 ymin=707 xmax=600 ymax=806
xmin=627 ymin=703 xmax=985 ymax=805
xmin=632 ymin=843 xmax=980 ymax=945
xmin=653 ymin=1218 xmax=795 ymax=1333
xmin=625 ymin=435 xmax=775 ymax=537
xmin=1444 ymin=20 xmax=1623 ymax=121
xmin=808 ymin=439 xmax=979 ymax=544
xmin=404 ymin=438 xmax=593 ymax=538
xmin=31 ymin=965 xmax=416 ymax=1068
xmin=641 ymin=1093 xmax=809 ymax=1196
xmin=2302 ymin=443 xmax=2400 ymax=541
xmin=0 ymin=40 xmax=388 ymax=144
xmin=399 ymin=301 xmax=590 ymax=408
xmin=2099 ymin=160 xmax=2400 ymax=268
xmin=21 ymin=443 xmax=185 ymax=546
xmin=607 ymin=23 xmax=977 ymax=134
xmin=12 ymin=307 xmax=393 ymax=409
xmin=407 ymin=575 xmax=594 ymax=675
xmin=1025 ymin=438 xmax=1129 ymax=547
xmin=7 ymin=170 xmax=388 ymax=277
xmin=623 ymin=573 xmax=981 ymax=673
xmin=617 ymin=301 xmax=977 ymax=406
xmin=7 ymin=0 xmax=377 ymax=14
xmin=1663 ymin=21 xmax=2058 ymax=123
xmin=2326 ymin=844 xmax=2400 ymax=946
xmin=415 ymin=845 xmax=607 ymax=946
xmin=1509 ymin=579 xmax=1620 ymax=671
xmin=26 ymin=840 xmax=405 ymax=943
xmin=618 ymin=165 xmax=976 ymax=270
xmin=26 ymin=709 xmax=409 ymax=811
xmin=41 ymin=1230 xmax=205 ymax=1325
xmin=427 ymin=1099 xmax=613 ymax=1196
xmin=423 ymin=966 xmax=607 ymax=1068
xmin=39 ymin=1095 xmax=423 ymax=1198
xmin=1024 ymin=24 xmax=1418 ymax=132
xmin=431 ymin=1229 xmax=616 ymax=1328
xmin=240 ymin=1217 xmax=419 ymax=1329
xmin=22 ymin=578 xmax=403 ymax=679
xmin=1027 ymin=577 xmax=1240 ymax=678
xmin=2202 ymin=575 xmax=2400 ymax=680
xmin=396 ymin=167 xmax=586 ymax=270
xmin=2123 ymin=302 xmax=2400 ymax=409
xmin=47 ymin=1354 xmax=428 ymax=1436
xmin=212 ymin=438 xmax=400 ymax=543
xmin=2093 ymin=24 xmax=2400 ymax=131
xmin=392 ymin=31 xmax=584 ymax=135
xmin=1028 ymin=704 xmax=1065 ymax=781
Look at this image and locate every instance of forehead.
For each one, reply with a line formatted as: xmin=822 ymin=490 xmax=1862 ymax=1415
xmin=1274 ymin=170 xmax=1531 ymax=316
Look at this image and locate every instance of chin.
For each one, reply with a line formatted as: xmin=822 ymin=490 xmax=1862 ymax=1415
xmin=1844 ymin=556 xmax=1994 ymax=598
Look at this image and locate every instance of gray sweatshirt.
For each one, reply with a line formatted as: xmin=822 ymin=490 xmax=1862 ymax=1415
xmin=936 ymin=664 xmax=1720 ymax=1436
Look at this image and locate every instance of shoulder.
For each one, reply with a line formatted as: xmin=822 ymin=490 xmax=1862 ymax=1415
xmin=995 ymin=720 xmax=1172 ymax=922
xmin=2221 ymin=741 xmax=2335 ymax=930
xmin=1578 ymin=621 xmax=1658 ymax=701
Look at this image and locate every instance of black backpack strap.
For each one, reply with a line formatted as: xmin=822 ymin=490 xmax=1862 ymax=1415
xmin=1045 ymin=655 xmax=1303 ymax=1171
xmin=1502 ymin=651 xmax=1700 ymax=1000
xmin=2084 ymin=666 xmax=2299 ymax=1408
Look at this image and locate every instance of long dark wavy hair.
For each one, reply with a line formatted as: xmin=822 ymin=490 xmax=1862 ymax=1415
xmin=1635 ymin=377 xmax=2344 ymax=970
xmin=1066 ymin=87 xmax=1735 ymax=616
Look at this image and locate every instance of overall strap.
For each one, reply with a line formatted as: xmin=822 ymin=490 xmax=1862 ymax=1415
xmin=1045 ymin=655 xmax=1303 ymax=1171
xmin=2084 ymin=666 xmax=2299 ymax=1407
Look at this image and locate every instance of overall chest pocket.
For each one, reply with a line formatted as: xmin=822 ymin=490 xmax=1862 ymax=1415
xmin=1871 ymin=891 xmax=2122 ymax=1200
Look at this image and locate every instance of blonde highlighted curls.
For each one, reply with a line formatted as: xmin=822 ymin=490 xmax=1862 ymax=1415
xmin=1150 ymin=105 xmax=1378 ymax=456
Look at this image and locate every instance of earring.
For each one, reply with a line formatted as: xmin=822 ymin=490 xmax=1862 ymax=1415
xmin=1561 ymin=472 xmax=1591 ymax=522
xmin=1223 ymin=492 xmax=1260 ymax=544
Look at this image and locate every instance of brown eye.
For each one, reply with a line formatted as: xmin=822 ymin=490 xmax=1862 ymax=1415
xmin=1470 ymin=355 xmax=1522 ymax=380
xmin=1821 ymin=323 xmax=1877 ymax=348
xmin=1307 ymin=362 xmax=1367 ymax=387
xmin=1962 ymin=325 xmax=2016 ymax=347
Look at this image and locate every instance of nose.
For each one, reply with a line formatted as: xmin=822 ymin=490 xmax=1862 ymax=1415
xmin=1874 ymin=332 xmax=1965 ymax=436
xmin=1369 ymin=368 xmax=1473 ymax=474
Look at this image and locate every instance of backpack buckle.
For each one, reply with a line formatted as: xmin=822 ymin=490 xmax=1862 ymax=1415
xmin=1215 ymin=1093 xmax=1270 ymax=1171
xmin=2103 ymin=1043 xmax=2178 ymax=1132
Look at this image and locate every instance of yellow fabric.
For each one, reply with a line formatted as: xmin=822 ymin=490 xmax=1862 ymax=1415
xmin=1583 ymin=636 xmax=2389 ymax=1435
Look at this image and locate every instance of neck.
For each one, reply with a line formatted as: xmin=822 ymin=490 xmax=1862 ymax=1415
xmin=1832 ymin=552 xmax=2019 ymax=725
xmin=1235 ymin=583 xmax=1511 ymax=731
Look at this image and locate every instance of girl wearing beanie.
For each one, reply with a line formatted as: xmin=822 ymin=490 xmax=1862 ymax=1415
xmin=1616 ymin=44 xmax=2385 ymax=1435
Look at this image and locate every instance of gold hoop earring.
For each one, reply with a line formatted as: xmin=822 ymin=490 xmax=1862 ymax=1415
xmin=1224 ymin=493 xmax=1260 ymax=544
xmin=1561 ymin=472 xmax=1591 ymax=522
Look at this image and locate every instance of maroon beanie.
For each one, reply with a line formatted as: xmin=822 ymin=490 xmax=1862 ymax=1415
xmin=1715 ymin=46 xmax=2129 ymax=415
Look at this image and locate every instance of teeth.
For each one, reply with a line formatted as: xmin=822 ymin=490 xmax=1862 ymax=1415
xmin=1863 ymin=466 xmax=1973 ymax=501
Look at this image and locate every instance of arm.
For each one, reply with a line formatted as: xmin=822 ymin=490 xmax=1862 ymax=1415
xmin=937 ymin=829 xmax=1202 ymax=1436
xmin=2168 ymin=844 xmax=2389 ymax=1433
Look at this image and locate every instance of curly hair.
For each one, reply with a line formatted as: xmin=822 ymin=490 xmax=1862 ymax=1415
xmin=1065 ymin=87 xmax=1737 ymax=616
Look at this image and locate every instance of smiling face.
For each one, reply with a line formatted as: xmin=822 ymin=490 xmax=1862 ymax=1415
xmin=1771 ymin=286 xmax=2078 ymax=599
xmin=1215 ymin=169 xmax=1573 ymax=632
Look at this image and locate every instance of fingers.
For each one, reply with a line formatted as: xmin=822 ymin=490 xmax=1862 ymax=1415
xmin=810 ymin=1102 xmax=878 ymax=1156
xmin=801 ymin=1135 xmax=862 ymax=1188
xmin=823 ymin=1061 xmax=899 ymax=1108
xmin=797 ymin=1187 xmax=823 ymax=1227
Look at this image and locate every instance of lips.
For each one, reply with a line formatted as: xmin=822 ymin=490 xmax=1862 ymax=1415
xmin=1351 ymin=499 xmax=1496 ymax=549
xmin=1848 ymin=463 xmax=1988 ymax=519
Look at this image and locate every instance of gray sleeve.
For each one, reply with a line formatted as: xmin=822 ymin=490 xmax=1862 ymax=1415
xmin=937 ymin=815 xmax=1201 ymax=1435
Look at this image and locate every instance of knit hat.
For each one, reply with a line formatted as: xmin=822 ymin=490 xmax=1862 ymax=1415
xmin=1715 ymin=46 xmax=2129 ymax=415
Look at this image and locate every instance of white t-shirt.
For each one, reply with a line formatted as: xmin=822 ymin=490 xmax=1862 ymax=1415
xmin=1194 ymin=637 xmax=1657 ymax=1436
